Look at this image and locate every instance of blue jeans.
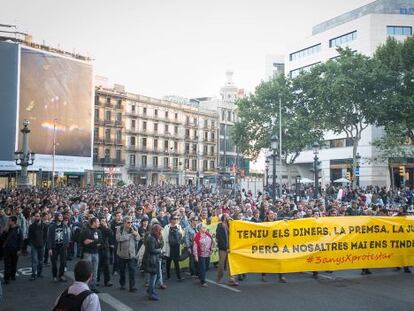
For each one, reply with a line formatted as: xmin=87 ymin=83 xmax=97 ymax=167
xmin=198 ymin=257 xmax=210 ymax=285
xmin=83 ymin=253 xmax=99 ymax=290
xmin=31 ymin=246 xmax=44 ymax=277
xmin=148 ymin=273 xmax=157 ymax=297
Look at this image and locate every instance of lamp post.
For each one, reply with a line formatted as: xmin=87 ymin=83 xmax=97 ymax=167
xmin=312 ymin=142 xmax=320 ymax=199
xmin=265 ymin=159 xmax=269 ymax=192
xmin=14 ymin=119 xmax=35 ymax=188
xmin=355 ymin=152 xmax=361 ymax=188
xmin=271 ymin=134 xmax=279 ymax=202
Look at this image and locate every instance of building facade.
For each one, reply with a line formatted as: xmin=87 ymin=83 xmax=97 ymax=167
xmin=123 ymin=93 xmax=218 ymax=186
xmin=285 ymin=0 xmax=414 ymax=188
xmin=93 ymin=84 xmax=126 ymax=186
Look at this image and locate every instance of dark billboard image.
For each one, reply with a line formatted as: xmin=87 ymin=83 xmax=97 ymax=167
xmin=19 ymin=47 xmax=93 ymax=158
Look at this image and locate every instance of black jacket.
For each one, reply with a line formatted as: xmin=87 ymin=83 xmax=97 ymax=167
xmin=1 ymin=226 xmax=23 ymax=252
xmin=143 ymin=234 xmax=162 ymax=274
xmin=216 ymin=223 xmax=229 ymax=251
xmin=28 ymin=221 xmax=47 ymax=248
xmin=80 ymin=227 xmax=102 ymax=254
xmin=99 ymin=227 xmax=114 ymax=251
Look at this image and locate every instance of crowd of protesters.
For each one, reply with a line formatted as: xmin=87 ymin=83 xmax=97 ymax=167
xmin=0 ymin=183 xmax=413 ymax=304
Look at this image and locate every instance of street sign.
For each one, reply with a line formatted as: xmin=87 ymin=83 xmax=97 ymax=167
xmin=355 ymin=168 xmax=360 ymax=177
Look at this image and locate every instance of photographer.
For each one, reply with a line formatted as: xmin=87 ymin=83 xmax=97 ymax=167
xmin=116 ymin=216 xmax=139 ymax=292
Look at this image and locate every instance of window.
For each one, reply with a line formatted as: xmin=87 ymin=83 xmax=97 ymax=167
xmin=130 ymin=154 xmax=136 ymax=167
xmin=164 ymin=124 xmax=169 ymax=133
xmin=153 ymin=156 xmax=158 ymax=168
xmin=185 ymin=129 xmax=190 ymax=138
xmin=203 ymin=145 xmax=208 ymax=154
xmin=105 ymin=110 xmax=111 ymax=121
xmin=329 ymin=31 xmax=357 ymax=48
xmin=154 ymin=123 xmax=158 ymax=132
xmin=106 ymin=97 xmax=111 ymax=104
xmin=130 ymin=136 xmax=136 ymax=146
xmin=210 ymin=146 xmax=215 ymax=155
xmin=93 ymin=148 xmax=98 ymax=161
xmin=143 ymin=107 xmax=147 ymax=115
xmin=117 ymin=99 xmax=122 ymax=109
xmin=221 ymin=110 xmax=225 ymax=121
xmin=185 ymin=143 xmax=190 ymax=154
xmin=104 ymin=148 xmax=110 ymax=158
xmin=95 ymin=95 xmax=100 ymax=104
xmin=164 ymin=157 xmax=169 ymax=169
xmin=175 ymin=112 xmax=178 ymax=119
xmin=203 ymin=160 xmax=208 ymax=171
xmin=165 ymin=111 xmax=169 ymax=118
xmin=192 ymin=144 xmax=197 ymax=154
xmin=227 ymin=111 xmax=231 ymax=122
xmin=329 ymin=139 xmax=345 ymax=148
xmin=191 ymin=159 xmax=197 ymax=171
xmin=210 ymin=161 xmax=215 ymax=170
xmin=174 ymin=141 xmax=178 ymax=151
xmin=116 ymin=150 xmax=121 ymax=161
xmin=174 ymin=125 xmax=178 ymax=135
xmin=94 ymin=109 xmax=99 ymax=120
xmin=186 ymin=116 xmax=190 ymax=125
xmin=345 ymin=138 xmax=353 ymax=147
xmin=116 ymin=130 xmax=121 ymax=143
xmin=154 ymin=109 xmax=158 ymax=117
xmin=143 ymin=121 xmax=147 ymax=131
xmin=185 ymin=159 xmax=189 ymax=169
xmin=204 ymin=131 xmax=208 ymax=140
xmin=387 ymin=26 xmax=412 ymax=36
xmin=105 ymin=129 xmax=111 ymax=140
xmin=290 ymin=44 xmax=321 ymax=61
xmin=94 ymin=127 xmax=99 ymax=139
xmin=211 ymin=132 xmax=215 ymax=141
xmin=212 ymin=121 xmax=215 ymax=127
xmin=131 ymin=119 xmax=136 ymax=129
xmin=164 ymin=140 xmax=169 ymax=151
xmin=116 ymin=112 xmax=122 ymax=122
xmin=131 ymin=104 xmax=136 ymax=113
xmin=290 ymin=62 xmax=321 ymax=79
xmin=173 ymin=158 xmax=178 ymax=169
xmin=154 ymin=139 xmax=158 ymax=150
xmin=204 ymin=119 xmax=208 ymax=128
xmin=142 ymin=137 xmax=147 ymax=148
xmin=141 ymin=155 xmax=147 ymax=168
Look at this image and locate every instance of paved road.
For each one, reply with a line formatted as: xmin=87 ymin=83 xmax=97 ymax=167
xmin=1 ymin=255 xmax=414 ymax=311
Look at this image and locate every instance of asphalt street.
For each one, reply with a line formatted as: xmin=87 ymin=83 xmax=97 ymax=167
xmin=1 ymin=255 xmax=414 ymax=311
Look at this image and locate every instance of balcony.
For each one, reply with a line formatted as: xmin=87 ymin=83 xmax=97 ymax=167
xmin=115 ymin=139 xmax=123 ymax=146
xmin=96 ymin=157 xmax=125 ymax=166
xmin=115 ymin=120 xmax=123 ymax=127
xmin=105 ymin=101 xmax=112 ymax=108
xmin=103 ymin=138 xmax=115 ymax=145
xmin=104 ymin=119 xmax=114 ymax=126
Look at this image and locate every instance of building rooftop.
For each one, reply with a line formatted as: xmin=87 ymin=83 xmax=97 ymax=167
xmin=312 ymin=0 xmax=414 ymax=35
xmin=0 ymin=25 xmax=92 ymax=62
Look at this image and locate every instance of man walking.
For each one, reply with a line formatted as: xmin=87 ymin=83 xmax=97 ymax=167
xmin=47 ymin=212 xmax=70 ymax=282
xmin=80 ymin=217 xmax=101 ymax=293
xmin=28 ymin=211 xmax=47 ymax=280
xmin=1 ymin=216 xmax=23 ymax=284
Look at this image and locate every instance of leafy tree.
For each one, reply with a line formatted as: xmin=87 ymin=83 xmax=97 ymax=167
xmin=293 ymin=48 xmax=384 ymax=189
xmin=371 ymin=36 xmax=414 ymax=159
xmin=232 ymin=74 xmax=322 ymax=178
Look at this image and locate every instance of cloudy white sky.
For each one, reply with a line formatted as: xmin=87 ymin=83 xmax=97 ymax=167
xmin=1 ymin=0 xmax=373 ymax=98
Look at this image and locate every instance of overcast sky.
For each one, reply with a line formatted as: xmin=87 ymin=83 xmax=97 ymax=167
xmin=1 ymin=0 xmax=373 ymax=99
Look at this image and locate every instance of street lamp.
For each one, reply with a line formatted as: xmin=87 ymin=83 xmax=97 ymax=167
xmin=15 ymin=119 xmax=35 ymax=188
xmin=265 ymin=159 xmax=269 ymax=191
xmin=355 ymin=152 xmax=361 ymax=187
xmin=271 ymin=134 xmax=279 ymax=202
xmin=312 ymin=141 xmax=320 ymax=199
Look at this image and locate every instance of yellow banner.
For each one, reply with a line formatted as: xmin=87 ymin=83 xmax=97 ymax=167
xmin=228 ymin=217 xmax=414 ymax=275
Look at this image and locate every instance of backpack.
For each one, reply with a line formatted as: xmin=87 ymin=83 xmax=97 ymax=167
xmin=53 ymin=288 xmax=92 ymax=311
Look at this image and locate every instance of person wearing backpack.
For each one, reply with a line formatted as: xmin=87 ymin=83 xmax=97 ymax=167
xmin=53 ymin=260 xmax=101 ymax=311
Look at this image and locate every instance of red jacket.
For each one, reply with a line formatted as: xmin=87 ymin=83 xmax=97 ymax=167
xmin=193 ymin=231 xmax=213 ymax=258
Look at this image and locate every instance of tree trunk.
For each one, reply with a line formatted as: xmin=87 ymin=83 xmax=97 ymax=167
xmin=352 ymin=137 xmax=360 ymax=190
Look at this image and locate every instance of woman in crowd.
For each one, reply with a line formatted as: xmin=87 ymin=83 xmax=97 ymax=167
xmin=193 ymin=222 xmax=214 ymax=287
xmin=144 ymin=223 xmax=163 ymax=301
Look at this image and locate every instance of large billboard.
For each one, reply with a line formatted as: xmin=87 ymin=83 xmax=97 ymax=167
xmin=0 ymin=42 xmax=93 ymax=172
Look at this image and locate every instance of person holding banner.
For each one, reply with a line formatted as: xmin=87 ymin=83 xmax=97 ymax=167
xmin=193 ymin=223 xmax=214 ymax=287
xmin=216 ymin=214 xmax=239 ymax=286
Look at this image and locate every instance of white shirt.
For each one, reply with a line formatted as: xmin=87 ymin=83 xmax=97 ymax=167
xmin=55 ymin=281 xmax=101 ymax=311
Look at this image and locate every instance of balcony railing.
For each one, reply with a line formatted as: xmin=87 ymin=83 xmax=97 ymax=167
xmin=95 ymin=157 xmax=125 ymax=166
